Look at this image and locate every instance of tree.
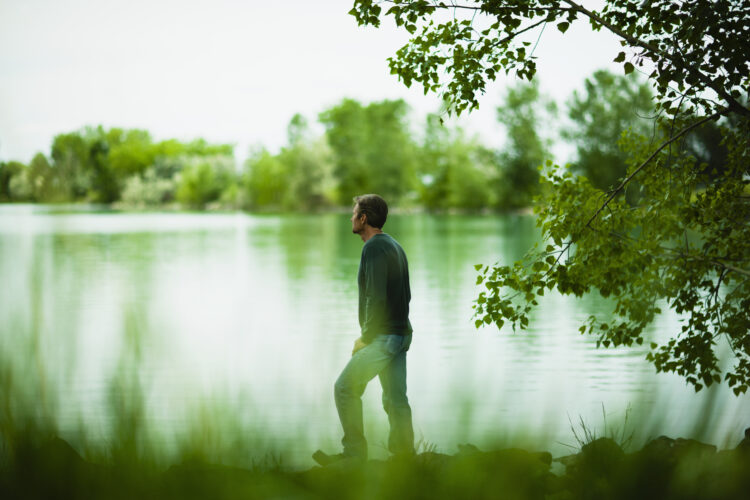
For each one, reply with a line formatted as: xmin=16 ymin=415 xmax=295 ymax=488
xmin=106 ymin=128 xmax=155 ymax=179
xmin=320 ymin=98 xmax=417 ymax=203
xmin=350 ymin=0 xmax=750 ymax=393
xmin=50 ymin=132 xmax=92 ymax=200
xmin=242 ymin=149 xmax=289 ymax=209
xmin=26 ymin=154 xmax=53 ymax=201
xmin=240 ymin=115 xmax=334 ymax=211
xmin=683 ymin=112 xmax=747 ymax=186
xmin=175 ymin=156 xmax=236 ymax=209
xmin=418 ymin=114 xmax=494 ymax=210
xmin=564 ymin=69 xmax=654 ymax=193
xmin=495 ymin=80 xmax=555 ymax=210
xmin=0 ymin=161 xmax=26 ymax=201
xmin=277 ymin=114 xmax=334 ymax=210
xmin=87 ymin=135 xmax=120 ymax=203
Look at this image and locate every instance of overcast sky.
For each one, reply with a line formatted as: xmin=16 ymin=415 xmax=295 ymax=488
xmin=0 ymin=0 xmax=625 ymax=164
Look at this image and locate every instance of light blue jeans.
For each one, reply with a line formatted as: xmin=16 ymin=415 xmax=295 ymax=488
xmin=334 ymin=333 xmax=414 ymax=459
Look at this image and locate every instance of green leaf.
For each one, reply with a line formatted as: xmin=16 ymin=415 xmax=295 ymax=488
xmin=623 ymin=62 xmax=634 ymax=74
xmin=613 ymin=51 xmax=625 ymax=63
xmin=557 ymin=22 xmax=570 ymax=33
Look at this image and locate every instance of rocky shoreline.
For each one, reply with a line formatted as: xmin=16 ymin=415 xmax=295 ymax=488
xmin=2 ymin=429 xmax=749 ymax=499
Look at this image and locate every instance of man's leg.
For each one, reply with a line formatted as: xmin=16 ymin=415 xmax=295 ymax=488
xmin=379 ymin=334 xmax=414 ymax=455
xmin=334 ymin=336 xmax=393 ymax=459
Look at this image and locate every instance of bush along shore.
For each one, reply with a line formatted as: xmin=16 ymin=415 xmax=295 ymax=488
xmin=2 ymin=429 xmax=749 ymax=500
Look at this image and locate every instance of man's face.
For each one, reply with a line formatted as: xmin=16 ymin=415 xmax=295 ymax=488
xmin=351 ymin=204 xmax=365 ymax=234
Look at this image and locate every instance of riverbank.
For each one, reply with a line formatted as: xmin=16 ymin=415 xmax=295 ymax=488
xmin=0 ymin=200 xmax=534 ymax=216
xmin=3 ymin=430 xmax=748 ymax=499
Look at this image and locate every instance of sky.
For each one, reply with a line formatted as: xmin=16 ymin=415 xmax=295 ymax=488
xmin=0 ymin=0 xmax=625 ymax=164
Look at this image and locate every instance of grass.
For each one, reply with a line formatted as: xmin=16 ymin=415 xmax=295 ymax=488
xmin=562 ymin=403 xmax=635 ymax=452
xmin=2 ymin=306 xmax=749 ymax=499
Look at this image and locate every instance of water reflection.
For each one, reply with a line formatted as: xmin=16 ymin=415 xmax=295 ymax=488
xmin=0 ymin=205 xmax=747 ymax=466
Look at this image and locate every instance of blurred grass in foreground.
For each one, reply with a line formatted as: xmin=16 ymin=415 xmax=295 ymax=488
xmin=2 ymin=336 xmax=749 ymax=500
xmin=2 ymin=306 xmax=749 ymax=499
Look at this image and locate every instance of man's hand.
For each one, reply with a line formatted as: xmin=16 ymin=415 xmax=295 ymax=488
xmin=352 ymin=337 xmax=367 ymax=356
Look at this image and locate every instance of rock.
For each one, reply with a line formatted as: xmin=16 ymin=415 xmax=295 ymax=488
xmin=736 ymin=427 xmax=750 ymax=453
xmin=456 ymin=443 xmax=481 ymax=455
xmin=577 ymin=438 xmax=625 ymax=477
xmin=641 ymin=435 xmax=716 ymax=464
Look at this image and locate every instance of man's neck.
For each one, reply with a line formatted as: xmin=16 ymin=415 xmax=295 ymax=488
xmin=360 ymin=227 xmax=384 ymax=242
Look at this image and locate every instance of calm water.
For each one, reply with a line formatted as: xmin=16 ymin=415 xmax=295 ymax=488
xmin=1 ymin=205 xmax=747 ymax=465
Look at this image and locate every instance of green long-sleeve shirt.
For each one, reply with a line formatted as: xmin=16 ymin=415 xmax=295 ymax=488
xmin=358 ymin=233 xmax=412 ymax=343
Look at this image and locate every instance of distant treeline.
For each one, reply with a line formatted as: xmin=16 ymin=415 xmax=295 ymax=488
xmin=0 ymin=70 xmax=726 ymax=211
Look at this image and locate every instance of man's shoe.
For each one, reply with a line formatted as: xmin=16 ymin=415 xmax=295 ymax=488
xmin=312 ymin=450 xmax=346 ymax=466
xmin=389 ymin=450 xmax=416 ymax=461
xmin=312 ymin=449 xmax=364 ymax=466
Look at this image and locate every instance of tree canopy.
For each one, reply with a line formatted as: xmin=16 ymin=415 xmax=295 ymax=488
xmin=495 ymin=80 xmax=554 ymax=209
xmin=564 ymin=70 xmax=654 ymax=193
xmin=350 ymin=0 xmax=750 ymax=393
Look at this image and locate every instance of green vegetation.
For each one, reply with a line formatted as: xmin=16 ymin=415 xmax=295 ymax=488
xmin=564 ymin=69 xmax=654 ymax=194
xmin=494 ymin=80 xmax=555 ymax=210
xmin=320 ymin=99 xmax=418 ymax=205
xmin=417 ymin=113 xmax=494 ymax=210
xmin=3 ymin=70 xmax=670 ymax=214
xmin=3 ymin=320 xmax=749 ymax=500
xmin=0 ymin=126 xmax=235 ymax=207
xmin=351 ymin=0 xmax=750 ymax=394
xmin=3 ymin=0 xmax=746 ymax=395
xmin=3 ymin=419 xmax=749 ymax=500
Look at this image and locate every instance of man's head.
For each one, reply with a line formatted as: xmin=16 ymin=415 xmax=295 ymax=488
xmin=351 ymin=194 xmax=388 ymax=235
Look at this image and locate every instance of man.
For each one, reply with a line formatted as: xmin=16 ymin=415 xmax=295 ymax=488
xmin=314 ymin=194 xmax=414 ymax=465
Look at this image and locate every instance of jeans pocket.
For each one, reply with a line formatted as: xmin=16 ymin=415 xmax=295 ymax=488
xmin=385 ymin=334 xmax=411 ymax=355
xmin=385 ymin=335 xmax=401 ymax=355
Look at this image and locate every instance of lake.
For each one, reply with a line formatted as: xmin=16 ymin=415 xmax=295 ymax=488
xmin=1 ymin=204 xmax=747 ymax=466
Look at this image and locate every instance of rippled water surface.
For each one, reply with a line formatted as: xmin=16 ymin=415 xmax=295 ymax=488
xmin=1 ymin=205 xmax=747 ymax=464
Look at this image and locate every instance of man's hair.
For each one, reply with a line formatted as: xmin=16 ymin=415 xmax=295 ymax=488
xmin=353 ymin=194 xmax=388 ymax=229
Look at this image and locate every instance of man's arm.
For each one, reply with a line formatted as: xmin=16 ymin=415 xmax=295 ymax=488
xmin=360 ymin=246 xmax=388 ymax=344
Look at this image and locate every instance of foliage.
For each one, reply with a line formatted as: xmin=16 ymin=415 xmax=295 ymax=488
xmin=351 ymin=0 xmax=750 ymax=392
xmin=50 ymin=132 xmax=92 ymax=200
xmin=25 ymin=154 xmax=54 ymax=201
xmin=0 ymin=161 xmax=27 ymax=201
xmin=242 ymin=149 xmax=290 ymax=209
xmin=320 ymin=98 xmax=417 ymax=204
xmin=120 ymin=168 xmax=177 ymax=207
xmin=683 ymin=113 xmax=747 ymax=186
xmin=175 ymin=156 xmax=236 ymax=209
xmin=494 ymin=80 xmax=555 ymax=210
xmin=241 ymin=114 xmax=335 ymax=211
xmin=278 ymin=115 xmax=335 ymax=210
xmin=564 ymin=70 xmax=654 ymax=192
xmin=0 ymin=126 xmax=235 ymax=207
xmin=418 ymin=114 xmax=494 ymax=211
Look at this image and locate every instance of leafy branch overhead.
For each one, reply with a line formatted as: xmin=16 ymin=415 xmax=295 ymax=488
xmin=350 ymin=0 xmax=750 ymax=394
xmin=351 ymin=1 xmax=749 ymax=118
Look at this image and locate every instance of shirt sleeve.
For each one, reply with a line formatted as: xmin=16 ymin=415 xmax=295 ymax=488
xmin=361 ymin=245 xmax=388 ymax=343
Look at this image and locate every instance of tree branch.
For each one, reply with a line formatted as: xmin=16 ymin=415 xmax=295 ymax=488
xmin=585 ymin=109 xmax=729 ymax=230
xmin=383 ymin=1 xmax=572 ymax=13
xmin=560 ymin=0 xmax=750 ymax=118
xmin=712 ymin=262 xmax=750 ymax=279
xmin=492 ymin=18 xmax=548 ymax=47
